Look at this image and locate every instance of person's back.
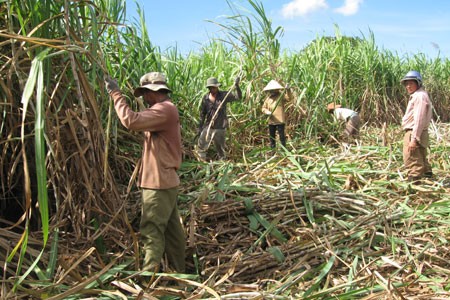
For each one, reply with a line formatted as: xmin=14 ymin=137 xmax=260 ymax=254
xmin=327 ymin=102 xmax=360 ymax=138
xmin=333 ymin=107 xmax=356 ymax=122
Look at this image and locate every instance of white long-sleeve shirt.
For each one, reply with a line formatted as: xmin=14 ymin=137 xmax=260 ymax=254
xmin=401 ymin=88 xmax=432 ymax=143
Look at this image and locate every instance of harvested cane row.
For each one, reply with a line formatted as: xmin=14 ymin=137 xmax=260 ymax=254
xmin=184 ymin=185 xmax=450 ymax=298
xmin=186 ymin=188 xmax=390 ymax=283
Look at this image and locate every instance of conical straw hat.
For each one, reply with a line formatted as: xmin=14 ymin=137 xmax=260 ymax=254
xmin=263 ymin=80 xmax=283 ymax=91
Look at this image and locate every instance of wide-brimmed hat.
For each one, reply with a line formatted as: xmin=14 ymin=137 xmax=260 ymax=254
xmin=133 ymin=72 xmax=171 ymax=97
xmin=327 ymin=102 xmax=342 ymax=111
xmin=206 ymin=77 xmax=221 ymax=88
xmin=263 ymin=80 xmax=284 ymax=91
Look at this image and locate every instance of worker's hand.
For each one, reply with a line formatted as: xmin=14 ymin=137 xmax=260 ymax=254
xmin=234 ymin=76 xmax=241 ymax=86
xmin=408 ymin=139 xmax=419 ymax=153
xmin=104 ymin=76 xmax=119 ymax=94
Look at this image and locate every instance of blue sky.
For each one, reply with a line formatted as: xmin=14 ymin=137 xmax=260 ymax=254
xmin=126 ymin=0 xmax=450 ymax=59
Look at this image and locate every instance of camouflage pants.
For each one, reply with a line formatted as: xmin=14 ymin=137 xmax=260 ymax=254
xmin=196 ymin=127 xmax=226 ymax=159
xmin=140 ymin=188 xmax=186 ymax=272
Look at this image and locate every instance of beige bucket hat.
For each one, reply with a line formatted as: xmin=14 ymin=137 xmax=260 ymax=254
xmin=206 ymin=77 xmax=221 ymax=88
xmin=263 ymin=80 xmax=284 ymax=91
xmin=134 ymin=72 xmax=171 ymax=97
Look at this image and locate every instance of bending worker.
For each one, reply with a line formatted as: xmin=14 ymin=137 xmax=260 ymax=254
xmin=327 ymin=102 xmax=361 ymax=139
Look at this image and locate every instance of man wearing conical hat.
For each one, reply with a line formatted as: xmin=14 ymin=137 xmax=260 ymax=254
xmin=262 ymin=79 xmax=292 ymax=150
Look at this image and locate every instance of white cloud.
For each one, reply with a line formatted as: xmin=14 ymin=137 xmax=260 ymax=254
xmin=334 ymin=0 xmax=363 ymax=16
xmin=281 ymin=0 xmax=329 ymax=19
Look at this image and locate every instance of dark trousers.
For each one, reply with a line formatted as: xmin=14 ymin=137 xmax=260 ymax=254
xmin=268 ymin=124 xmax=286 ymax=148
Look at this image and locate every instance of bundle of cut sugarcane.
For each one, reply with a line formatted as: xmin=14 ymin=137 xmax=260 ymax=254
xmin=186 ymin=188 xmax=390 ymax=282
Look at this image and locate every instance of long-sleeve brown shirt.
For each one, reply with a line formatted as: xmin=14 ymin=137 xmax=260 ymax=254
xmin=111 ymin=90 xmax=182 ymax=189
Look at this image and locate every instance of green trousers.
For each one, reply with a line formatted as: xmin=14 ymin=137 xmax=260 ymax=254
xmin=140 ymin=188 xmax=186 ymax=273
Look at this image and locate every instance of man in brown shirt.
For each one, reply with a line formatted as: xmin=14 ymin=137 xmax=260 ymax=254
xmin=400 ymin=70 xmax=433 ymax=183
xmin=105 ymin=72 xmax=185 ymax=272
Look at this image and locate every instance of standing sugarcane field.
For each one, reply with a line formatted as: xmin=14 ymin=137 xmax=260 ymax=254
xmin=1 ymin=0 xmax=450 ymax=299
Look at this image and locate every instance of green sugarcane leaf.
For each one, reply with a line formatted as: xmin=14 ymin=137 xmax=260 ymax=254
xmin=268 ymin=246 xmax=285 ymax=263
xmin=304 ymin=255 xmax=336 ymax=297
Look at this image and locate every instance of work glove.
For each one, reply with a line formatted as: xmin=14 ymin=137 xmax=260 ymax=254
xmin=234 ymin=76 xmax=241 ymax=86
xmin=104 ymin=76 xmax=119 ymax=94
